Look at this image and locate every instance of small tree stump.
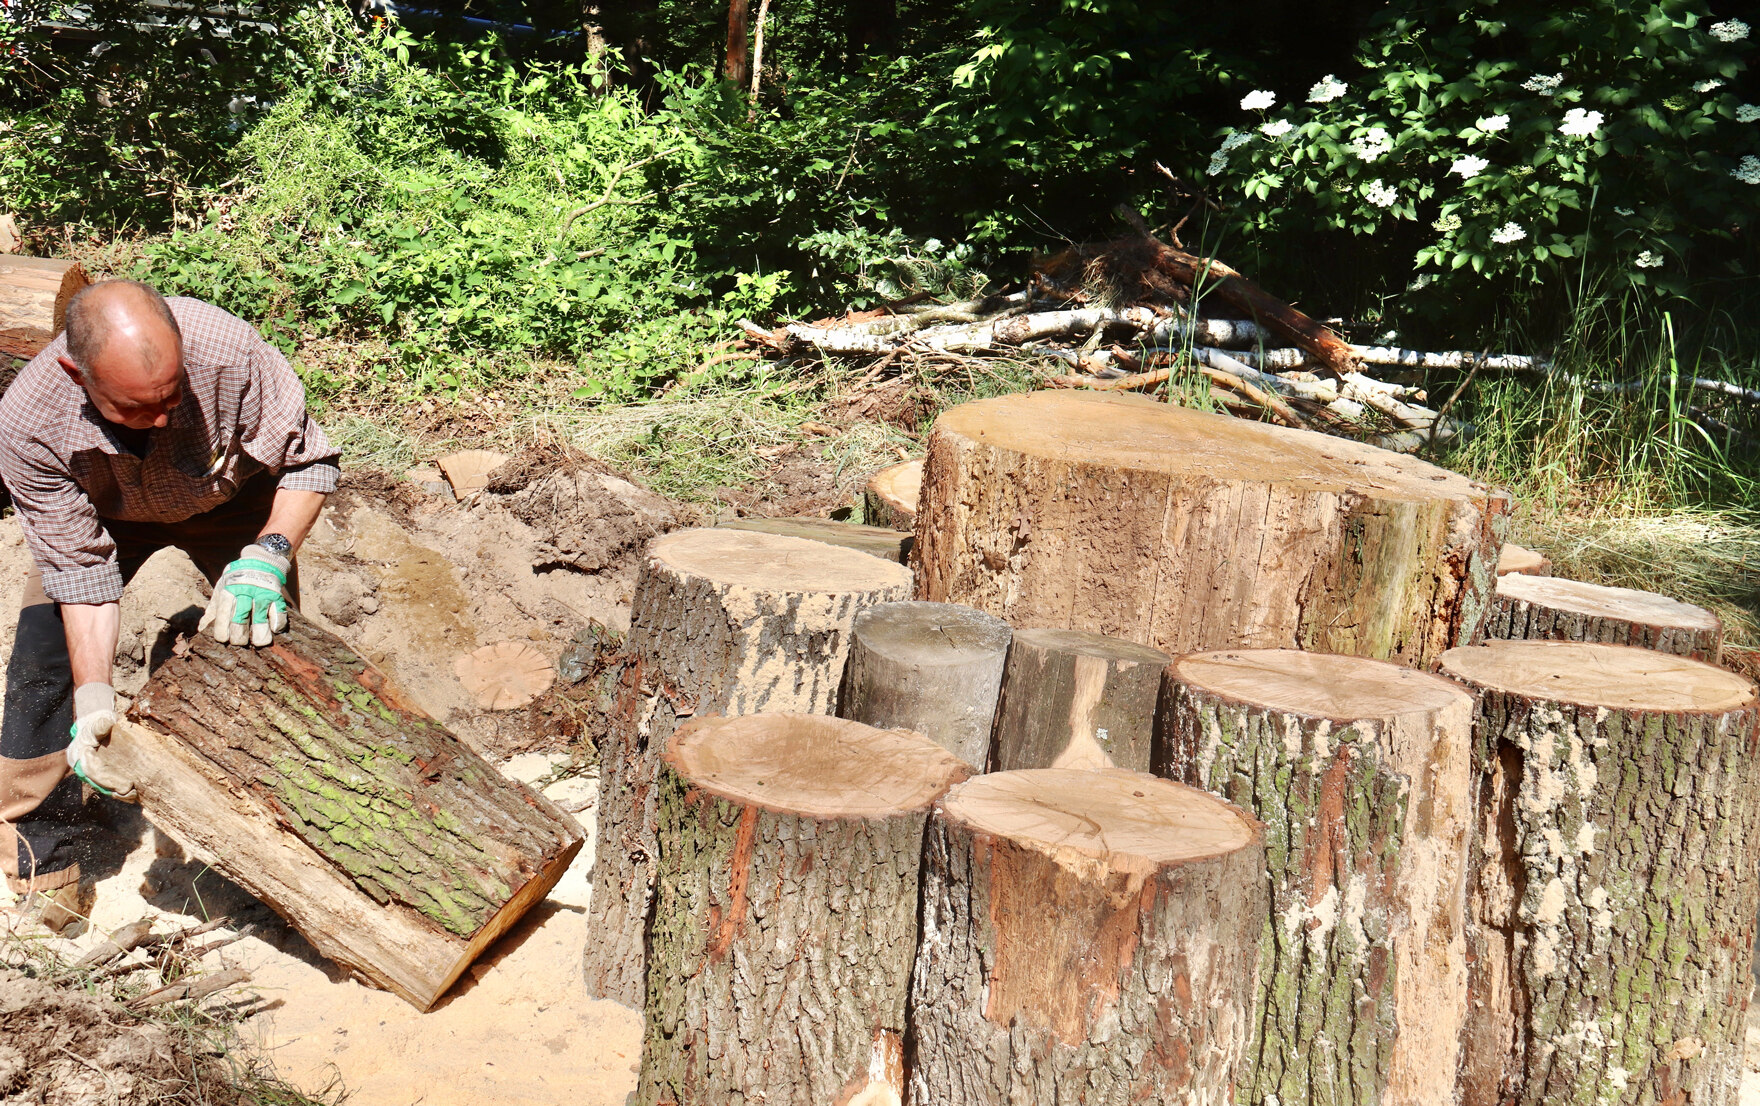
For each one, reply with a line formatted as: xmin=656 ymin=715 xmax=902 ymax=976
xmin=1481 ymin=572 xmax=1723 ymax=661
xmin=914 ymin=391 xmax=1508 ymax=667
xmin=715 ymin=515 xmax=911 ymax=563
xmin=1495 ymin=542 xmax=1551 ymax=576
xmin=1440 ymin=641 xmax=1760 ymax=1106
xmin=837 ymin=600 xmax=1012 ymax=768
xmin=638 ymin=714 xmax=970 ymax=1106
xmin=908 ymin=768 xmax=1265 ymax=1105
xmin=864 ymin=458 xmax=922 ymax=531
xmin=584 ymin=528 xmax=912 ymax=1006
xmin=1159 ymin=649 xmax=1476 ymax=1106
xmin=990 ymin=627 xmax=1169 ymax=773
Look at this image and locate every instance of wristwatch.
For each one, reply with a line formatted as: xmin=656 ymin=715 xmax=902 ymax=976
xmin=256 ymin=533 xmax=293 ymax=557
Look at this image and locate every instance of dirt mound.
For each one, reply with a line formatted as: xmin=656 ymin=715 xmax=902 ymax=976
xmin=482 ymin=445 xmax=677 ymax=573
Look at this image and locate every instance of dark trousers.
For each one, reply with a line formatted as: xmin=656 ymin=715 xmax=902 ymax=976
xmin=0 ymin=473 xmax=298 ymax=892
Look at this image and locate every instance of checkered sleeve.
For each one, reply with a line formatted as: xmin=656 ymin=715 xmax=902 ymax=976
xmin=0 ymin=435 xmax=123 ymax=605
xmin=237 ymin=330 xmax=340 ymax=495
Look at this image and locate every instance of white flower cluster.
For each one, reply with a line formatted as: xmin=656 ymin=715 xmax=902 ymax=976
xmin=1710 ymin=19 xmax=1749 ymax=42
xmin=1490 ymin=222 xmax=1527 ymax=245
xmin=1364 ymin=179 xmax=1398 ymax=208
xmin=1241 ymin=90 xmax=1277 ymax=111
xmin=1733 ymin=155 xmax=1760 ymax=185
xmin=1559 ymin=108 xmax=1604 ymax=137
xmin=1478 ymin=114 xmax=1510 ymax=133
xmin=1308 ymin=75 xmax=1347 ymax=103
xmin=1261 ymin=119 xmax=1294 ymax=138
xmin=1738 ymin=104 xmax=1760 ymax=123
xmin=1352 ymin=126 xmax=1393 ymax=161
xmin=1635 ymin=251 xmax=1663 ymax=269
xmin=1207 ymin=131 xmax=1254 ymax=176
xmin=1450 ymin=154 xmax=1490 ymax=179
xmin=1433 ymin=212 xmax=1462 ymax=232
xmin=1523 ymin=73 xmax=1563 ymax=94
xmin=1695 ymin=79 xmax=1725 ymax=93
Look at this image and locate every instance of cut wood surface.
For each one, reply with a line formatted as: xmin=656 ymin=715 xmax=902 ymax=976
xmin=715 ymin=514 xmax=912 ymax=564
xmin=435 ymin=450 xmax=510 ymax=498
xmin=915 ymin=390 xmax=1507 ymax=667
xmin=990 ymin=626 xmax=1169 ymax=773
xmin=584 ymin=528 xmax=912 ymax=1006
xmin=1440 ymin=641 xmax=1760 ymax=1106
xmin=909 ymin=768 xmax=1264 ymax=1105
xmin=0 ymin=256 xmax=88 ymax=361
xmin=863 ymin=458 xmax=922 ymax=531
xmin=116 ymin=612 xmax=584 ymax=1010
xmin=1494 ymin=542 xmax=1551 ymax=576
xmin=837 ymin=600 xmax=1011 ymax=768
xmin=454 ymin=640 xmax=554 ymax=709
xmin=638 ymin=714 xmax=970 ymax=1106
xmin=1481 ymin=572 xmax=1723 ymax=661
xmin=1160 ymin=649 xmax=1476 ymax=1106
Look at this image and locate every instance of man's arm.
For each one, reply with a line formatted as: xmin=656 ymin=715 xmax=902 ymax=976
xmin=63 ymin=601 xmax=121 ymax=688
xmin=259 ymin=488 xmax=327 ymax=553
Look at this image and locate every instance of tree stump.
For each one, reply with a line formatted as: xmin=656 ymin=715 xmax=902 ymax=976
xmin=864 ymin=458 xmax=922 ymax=531
xmin=1159 ymin=649 xmax=1477 ymax=1106
xmin=638 ymin=714 xmax=970 ymax=1106
xmin=1480 ymin=572 xmax=1723 ymax=662
xmin=1495 ymin=542 xmax=1551 ymax=576
xmin=909 ymin=768 xmax=1265 ymax=1105
xmin=990 ymin=627 xmax=1169 ymax=773
xmin=715 ymin=515 xmax=912 ymax=563
xmin=584 ymin=528 xmax=913 ymax=1006
xmin=0 ymin=255 xmax=88 ymax=361
xmin=112 ymin=613 xmax=584 ymax=1010
xmin=1440 ymin=641 xmax=1760 ymax=1106
xmin=913 ymin=390 xmax=1508 ymax=667
xmin=837 ymin=600 xmax=1012 ymax=768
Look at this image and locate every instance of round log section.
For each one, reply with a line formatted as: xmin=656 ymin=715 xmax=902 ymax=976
xmin=584 ymin=528 xmax=913 ymax=1006
xmin=1495 ymin=542 xmax=1551 ymax=577
xmin=864 ymin=458 xmax=922 ymax=531
xmin=1439 ymin=641 xmax=1760 ymax=1106
xmin=913 ymin=390 xmax=1508 ymax=667
xmin=1158 ymin=649 xmax=1476 ymax=1106
xmin=1480 ymin=572 xmax=1723 ymax=662
xmin=990 ymin=627 xmax=1170 ymax=773
xmin=908 ymin=768 xmax=1265 ymax=1105
xmin=638 ymin=714 xmax=969 ymax=1106
xmin=715 ymin=515 xmax=912 ymax=564
xmin=837 ymin=600 xmax=1012 ymax=768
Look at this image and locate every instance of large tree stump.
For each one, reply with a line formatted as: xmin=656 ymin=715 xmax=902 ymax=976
xmin=110 ymin=613 xmax=583 ymax=1010
xmin=638 ymin=714 xmax=970 ymax=1106
xmin=913 ymin=390 xmax=1507 ymax=666
xmin=584 ymin=528 xmax=912 ymax=1006
xmin=1159 ymin=649 xmax=1476 ymax=1106
xmin=908 ymin=768 xmax=1265 ymax=1105
xmin=1481 ymin=572 xmax=1723 ymax=662
xmin=863 ymin=458 xmax=922 ymax=531
xmin=837 ymin=600 xmax=1011 ymax=768
xmin=990 ymin=627 xmax=1169 ymax=773
xmin=0 ymin=255 xmax=88 ymax=361
xmin=1440 ymin=641 xmax=1760 ymax=1106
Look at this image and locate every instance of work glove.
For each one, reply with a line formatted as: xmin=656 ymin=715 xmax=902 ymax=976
xmin=67 ymin=682 xmax=137 ymax=802
xmin=198 ymin=543 xmax=291 ymax=647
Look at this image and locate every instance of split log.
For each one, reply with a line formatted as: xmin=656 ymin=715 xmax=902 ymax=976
xmin=715 ymin=515 xmax=911 ymax=564
xmin=1159 ymin=649 xmax=1476 ymax=1106
xmin=1495 ymin=542 xmax=1550 ymax=576
xmin=837 ymin=600 xmax=1011 ymax=768
xmin=915 ymin=390 xmax=1508 ymax=667
xmin=1481 ymin=572 xmax=1722 ymax=661
xmin=638 ymin=714 xmax=970 ymax=1106
xmin=862 ymin=458 xmax=922 ymax=531
xmin=0 ymin=256 xmax=89 ymax=361
xmin=584 ymin=528 xmax=912 ymax=1006
xmin=1440 ymin=641 xmax=1760 ymax=1106
xmin=113 ymin=612 xmax=584 ymax=1010
xmin=908 ymin=768 xmax=1265 ymax=1105
xmin=990 ymin=627 xmax=1169 ymax=773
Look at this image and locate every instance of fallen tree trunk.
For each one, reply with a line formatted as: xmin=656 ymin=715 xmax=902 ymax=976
xmin=990 ymin=627 xmax=1169 ymax=773
xmin=0 ymin=256 xmax=89 ymax=361
xmin=1480 ymin=572 xmax=1722 ymax=661
xmin=115 ymin=613 xmax=584 ymax=1010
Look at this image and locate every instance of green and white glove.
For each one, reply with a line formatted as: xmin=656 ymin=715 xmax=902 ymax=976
xmin=67 ymin=682 xmax=136 ymax=802
xmin=199 ymin=543 xmax=291 ymax=647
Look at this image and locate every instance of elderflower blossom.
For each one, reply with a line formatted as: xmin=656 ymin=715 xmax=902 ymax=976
xmin=1364 ymin=179 xmax=1398 ymax=208
xmin=1733 ymin=155 xmax=1760 ymax=184
xmin=1450 ymin=154 xmax=1490 ymax=180
xmin=1710 ymin=19 xmax=1749 ymax=42
xmin=1206 ymin=131 xmax=1254 ymax=176
xmin=1260 ymin=119 xmax=1294 ymax=138
xmin=1308 ymin=74 xmax=1347 ymax=103
xmin=1352 ymin=126 xmax=1393 ymax=161
xmin=1738 ymin=104 xmax=1760 ymax=123
xmin=1558 ymin=108 xmax=1603 ymax=137
xmin=1490 ymin=222 xmax=1527 ymax=245
xmin=1240 ymin=90 xmax=1277 ymax=111
xmin=1433 ymin=212 xmax=1462 ymax=232
xmin=1523 ymin=73 xmax=1563 ymax=94
xmin=1635 ymin=251 xmax=1663 ymax=269
xmin=1695 ymin=79 xmax=1725 ymax=93
xmin=1478 ymin=114 xmax=1510 ymax=133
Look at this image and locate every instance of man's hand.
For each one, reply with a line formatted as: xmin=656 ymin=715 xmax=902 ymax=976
xmin=199 ymin=544 xmax=291 ymax=647
xmin=67 ymin=682 xmax=136 ymax=802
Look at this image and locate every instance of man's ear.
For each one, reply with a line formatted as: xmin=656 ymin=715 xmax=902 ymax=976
xmin=56 ymin=356 xmax=85 ymax=388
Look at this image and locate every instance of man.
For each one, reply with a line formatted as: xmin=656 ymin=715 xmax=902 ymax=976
xmin=0 ymin=280 xmax=338 ymax=933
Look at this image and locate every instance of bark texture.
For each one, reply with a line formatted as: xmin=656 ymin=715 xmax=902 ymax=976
xmin=1481 ymin=573 xmax=1723 ymax=662
xmin=1159 ymin=649 xmax=1476 ymax=1106
xmin=638 ymin=714 xmax=969 ymax=1106
xmin=908 ymin=769 xmax=1265 ymax=1106
xmin=864 ymin=459 xmax=922 ymax=531
xmin=837 ymin=600 xmax=1011 ymax=768
xmin=990 ymin=627 xmax=1170 ymax=773
xmin=1441 ymin=641 xmax=1760 ymax=1106
xmin=914 ymin=391 xmax=1508 ymax=668
xmin=584 ymin=528 xmax=912 ymax=1006
xmin=122 ymin=612 xmax=583 ymax=1009
xmin=716 ymin=515 xmax=912 ymax=564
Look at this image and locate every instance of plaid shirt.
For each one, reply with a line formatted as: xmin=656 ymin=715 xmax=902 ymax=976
xmin=0 ymin=297 xmax=339 ymax=605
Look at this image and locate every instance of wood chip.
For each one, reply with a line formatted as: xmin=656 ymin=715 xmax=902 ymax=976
xmin=436 ymin=450 xmax=511 ymax=498
xmin=455 ymin=641 xmax=555 ymax=710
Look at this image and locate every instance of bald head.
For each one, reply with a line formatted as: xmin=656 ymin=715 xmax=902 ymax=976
xmin=59 ymin=281 xmax=185 ymax=430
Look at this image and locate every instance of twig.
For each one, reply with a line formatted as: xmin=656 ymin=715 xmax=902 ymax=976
xmin=559 ymin=147 xmax=683 ymax=232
